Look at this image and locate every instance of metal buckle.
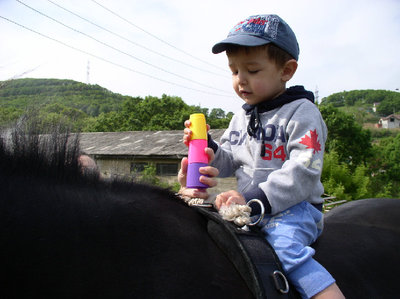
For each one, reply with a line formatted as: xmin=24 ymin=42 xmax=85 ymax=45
xmin=246 ymin=199 xmax=265 ymax=226
xmin=272 ymin=270 xmax=290 ymax=294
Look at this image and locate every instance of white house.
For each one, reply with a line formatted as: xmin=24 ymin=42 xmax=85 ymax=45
xmin=378 ymin=114 xmax=400 ymax=129
xmin=372 ymin=102 xmax=380 ymax=113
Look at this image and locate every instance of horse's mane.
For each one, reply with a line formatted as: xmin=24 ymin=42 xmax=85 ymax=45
xmin=0 ymin=118 xmax=172 ymax=192
xmin=0 ymin=118 xmax=179 ymax=219
xmin=0 ymin=119 xmax=82 ymax=182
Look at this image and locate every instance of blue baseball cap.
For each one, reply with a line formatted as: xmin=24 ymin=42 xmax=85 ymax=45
xmin=212 ymin=14 xmax=299 ymax=60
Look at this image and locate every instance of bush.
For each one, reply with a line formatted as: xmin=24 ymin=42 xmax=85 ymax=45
xmin=322 ymin=151 xmax=372 ymax=201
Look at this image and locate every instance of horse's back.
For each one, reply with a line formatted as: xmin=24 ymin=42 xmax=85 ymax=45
xmin=324 ymin=197 xmax=400 ymax=231
xmin=314 ymin=198 xmax=400 ymax=299
xmin=1 ymin=176 xmax=253 ymax=298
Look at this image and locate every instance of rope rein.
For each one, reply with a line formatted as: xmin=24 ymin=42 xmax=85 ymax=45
xmin=177 ymin=194 xmax=265 ymax=228
xmin=219 ymin=204 xmax=252 ymax=226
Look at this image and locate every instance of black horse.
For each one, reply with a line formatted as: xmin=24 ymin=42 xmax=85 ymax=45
xmin=1 ymin=125 xmax=399 ymax=298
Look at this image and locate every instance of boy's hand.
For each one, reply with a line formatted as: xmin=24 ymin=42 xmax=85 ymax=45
xmin=183 ymin=120 xmax=192 ymax=146
xmin=183 ymin=120 xmax=210 ymax=147
xmin=215 ymin=190 xmax=246 ymax=210
xmin=177 ymin=149 xmax=219 ymax=199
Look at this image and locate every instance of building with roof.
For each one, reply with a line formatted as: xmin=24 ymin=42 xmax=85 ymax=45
xmin=79 ymin=129 xmax=236 ymax=192
xmin=378 ymin=114 xmax=400 ymax=129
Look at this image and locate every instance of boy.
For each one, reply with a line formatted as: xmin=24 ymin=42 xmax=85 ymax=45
xmin=181 ymin=14 xmax=344 ymax=299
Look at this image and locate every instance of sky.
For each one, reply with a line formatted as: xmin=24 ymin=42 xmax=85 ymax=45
xmin=1 ymin=0 xmax=400 ymax=113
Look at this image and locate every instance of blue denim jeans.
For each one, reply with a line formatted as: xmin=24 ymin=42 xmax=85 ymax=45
xmin=258 ymin=201 xmax=335 ymax=299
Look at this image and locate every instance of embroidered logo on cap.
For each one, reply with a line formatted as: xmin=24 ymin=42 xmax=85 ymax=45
xmin=229 ymin=15 xmax=280 ymax=40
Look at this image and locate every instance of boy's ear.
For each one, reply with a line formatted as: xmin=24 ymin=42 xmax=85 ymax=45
xmin=281 ymin=59 xmax=298 ymax=82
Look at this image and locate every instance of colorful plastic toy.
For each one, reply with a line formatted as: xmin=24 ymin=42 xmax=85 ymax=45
xmin=186 ymin=113 xmax=208 ymax=189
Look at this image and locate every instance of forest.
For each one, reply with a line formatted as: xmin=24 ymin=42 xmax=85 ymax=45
xmin=1 ymin=78 xmax=399 ymax=200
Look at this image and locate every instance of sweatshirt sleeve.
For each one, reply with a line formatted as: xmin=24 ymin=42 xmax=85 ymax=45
xmin=207 ymin=133 xmax=219 ymax=153
xmin=242 ymin=187 xmax=272 ymax=215
xmin=259 ymin=103 xmax=327 ymax=215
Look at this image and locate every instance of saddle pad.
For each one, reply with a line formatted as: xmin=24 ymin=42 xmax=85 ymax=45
xmin=195 ymin=207 xmax=300 ymax=299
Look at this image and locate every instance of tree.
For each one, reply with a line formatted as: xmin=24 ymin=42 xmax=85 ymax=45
xmin=85 ymin=111 xmax=126 ymax=132
xmin=208 ymin=108 xmax=232 ymax=129
xmin=139 ymin=95 xmax=191 ymax=130
xmin=0 ymin=107 xmax=23 ymax=126
xmin=319 ymin=105 xmax=372 ymax=167
xmin=322 ymin=151 xmax=372 ymax=201
xmin=376 ymin=98 xmax=400 ymax=115
xmin=367 ymin=133 xmax=400 ymax=197
xmin=39 ymin=103 xmax=89 ymax=132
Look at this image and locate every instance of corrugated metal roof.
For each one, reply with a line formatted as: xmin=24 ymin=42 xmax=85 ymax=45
xmin=380 ymin=114 xmax=400 ymax=121
xmin=79 ymin=129 xmax=226 ymax=157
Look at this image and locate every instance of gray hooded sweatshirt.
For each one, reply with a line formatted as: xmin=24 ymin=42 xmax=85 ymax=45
xmin=208 ymin=86 xmax=327 ymax=215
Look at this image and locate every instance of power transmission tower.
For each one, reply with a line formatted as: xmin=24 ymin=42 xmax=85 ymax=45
xmin=86 ymin=60 xmax=90 ymax=84
xmin=315 ymin=86 xmax=319 ymax=103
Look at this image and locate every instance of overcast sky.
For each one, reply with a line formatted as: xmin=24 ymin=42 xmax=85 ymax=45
xmin=1 ymin=0 xmax=399 ymax=113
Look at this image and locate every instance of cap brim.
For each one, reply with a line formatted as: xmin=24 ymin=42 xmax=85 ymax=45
xmin=212 ymin=35 xmax=271 ymax=54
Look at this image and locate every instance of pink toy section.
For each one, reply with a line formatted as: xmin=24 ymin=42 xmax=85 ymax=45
xmin=188 ymin=139 xmax=208 ymax=164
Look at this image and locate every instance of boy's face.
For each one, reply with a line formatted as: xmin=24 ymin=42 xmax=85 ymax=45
xmin=227 ymin=46 xmax=286 ymax=105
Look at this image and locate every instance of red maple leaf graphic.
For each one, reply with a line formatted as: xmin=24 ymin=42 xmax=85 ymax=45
xmin=299 ymin=129 xmax=321 ymax=154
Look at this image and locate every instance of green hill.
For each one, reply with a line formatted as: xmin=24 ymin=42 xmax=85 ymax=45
xmin=320 ymin=89 xmax=400 ymax=116
xmin=0 ymin=78 xmax=130 ymax=116
xmin=0 ymin=78 xmax=233 ymax=132
xmin=319 ymin=89 xmax=400 ymax=130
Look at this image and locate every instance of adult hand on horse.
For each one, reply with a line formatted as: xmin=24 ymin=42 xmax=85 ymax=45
xmin=78 ymin=155 xmax=100 ymax=178
xmin=178 ymin=147 xmax=218 ymax=199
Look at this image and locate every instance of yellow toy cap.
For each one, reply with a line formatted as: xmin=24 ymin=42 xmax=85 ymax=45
xmin=189 ymin=113 xmax=207 ymax=140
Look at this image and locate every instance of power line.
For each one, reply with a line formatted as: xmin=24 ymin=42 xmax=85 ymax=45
xmin=0 ymin=15 xmax=231 ymax=98
xmin=47 ymin=0 xmax=227 ymax=78
xmin=0 ymin=65 xmax=42 ymax=89
xmin=15 ymin=0 xmax=231 ymax=95
xmin=90 ymin=0 xmax=227 ymax=73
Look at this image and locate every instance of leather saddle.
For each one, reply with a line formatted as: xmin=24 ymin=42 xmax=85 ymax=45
xmin=195 ymin=206 xmax=301 ymax=299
